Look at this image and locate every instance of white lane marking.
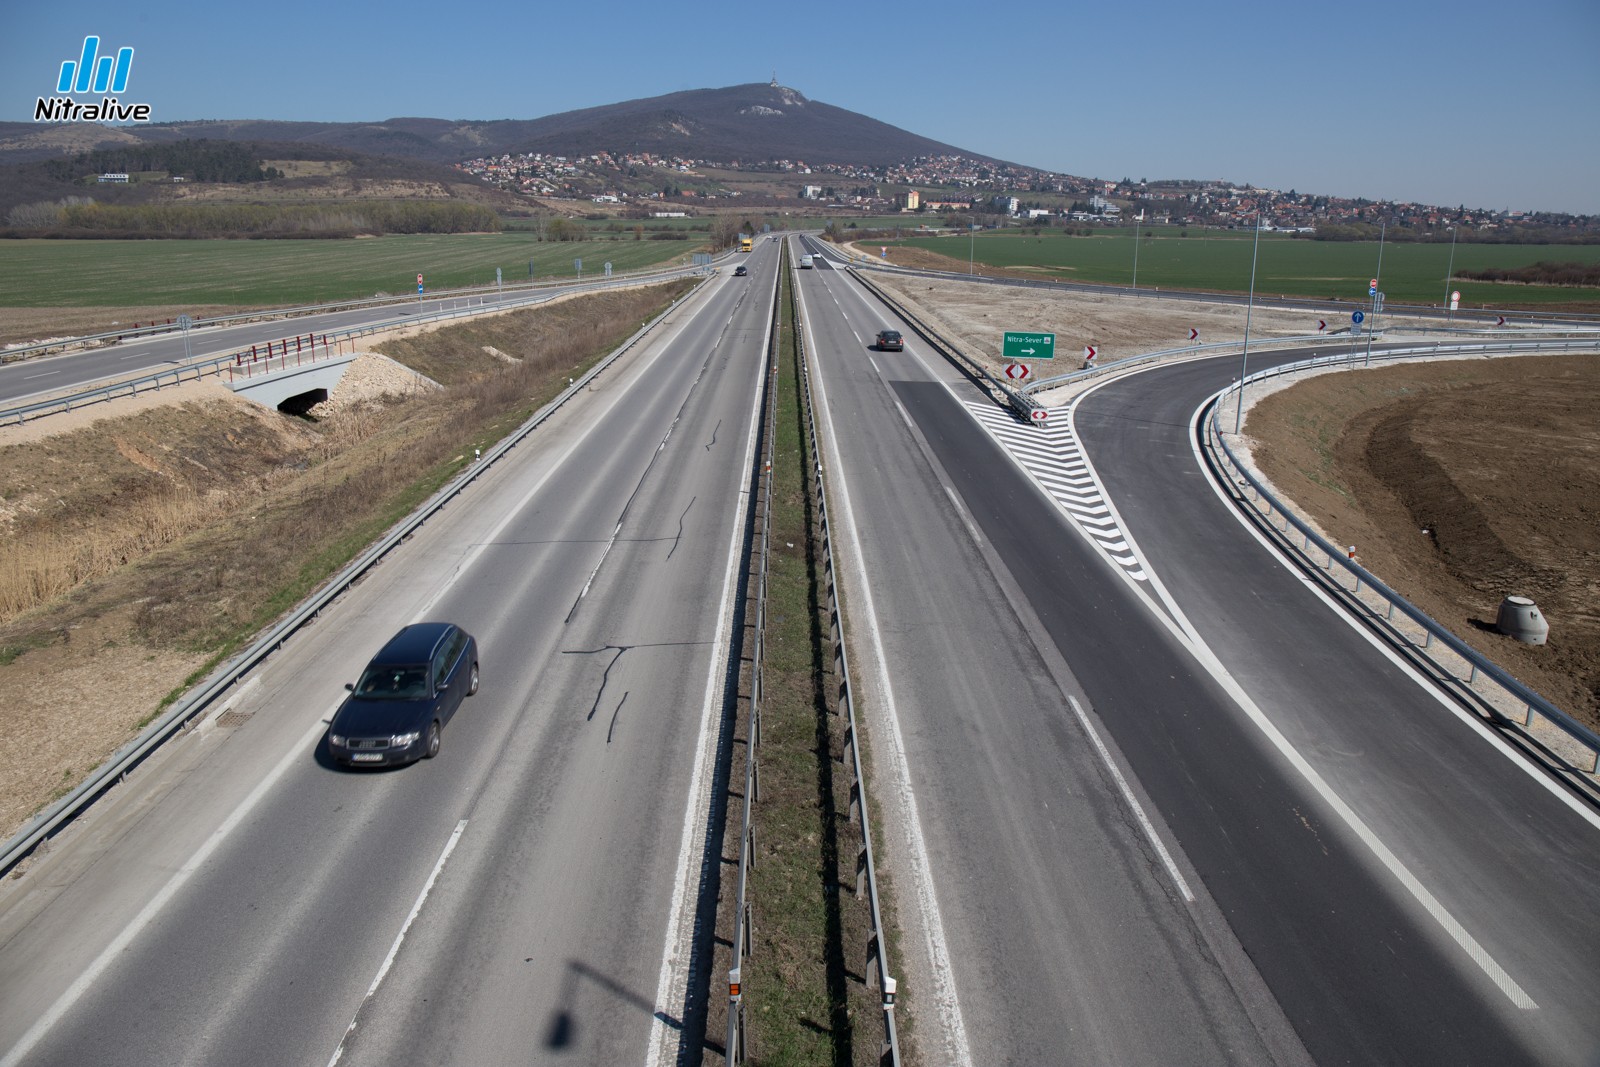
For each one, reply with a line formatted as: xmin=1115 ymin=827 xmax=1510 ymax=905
xmin=1182 ymin=627 xmax=1538 ymax=1009
xmin=326 ymin=819 xmax=469 ymax=1066
xmin=0 ymin=711 xmax=337 ymax=1067
xmin=22 ymin=370 xmax=59 ymax=379
xmin=1068 ymin=698 xmax=1194 ymax=902
xmin=1188 ymin=395 xmax=1600 ymax=833
xmin=646 ymin=271 xmax=775 ymax=1067
xmin=794 ymin=280 xmax=975 ymax=1067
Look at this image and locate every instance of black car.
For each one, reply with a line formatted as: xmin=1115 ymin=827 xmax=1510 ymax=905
xmin=875 ymin=330 xmax=904 ymax=351
xmin=733 ymin=265 xmax=749 ymax=277
xmin=327 ymin=622 xmax=479 ymax=767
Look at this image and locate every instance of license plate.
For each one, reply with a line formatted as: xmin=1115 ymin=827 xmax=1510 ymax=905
xmin=351 ymin=753 xmax=383 ymax=763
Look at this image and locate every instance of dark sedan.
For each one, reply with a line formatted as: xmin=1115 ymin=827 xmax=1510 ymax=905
xmin=875 ymin=330 xmax=904 ymax=351
xmin=327 ymin=622 xmax=479 ymax=767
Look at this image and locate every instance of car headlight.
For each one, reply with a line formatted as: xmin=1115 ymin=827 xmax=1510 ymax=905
xmin=328 ymin=733 xmax=347 ymax=746
xmin=392 ymin=731 xmax=422 ymax=747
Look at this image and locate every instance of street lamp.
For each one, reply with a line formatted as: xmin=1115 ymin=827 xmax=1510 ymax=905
xmin=1442 ymin=225 xmax=1458 ymax=321
xmin=1233 ymin=211 xmax=1264 ymax=434
xmin=1364 ymin=219 xmax=1386 ymax=366
xmin=1130 ymin=213 xmax=1140 ymax=291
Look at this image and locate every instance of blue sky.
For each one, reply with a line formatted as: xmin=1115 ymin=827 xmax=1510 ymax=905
xmin=4 ymin=0 xmax=1597 ymax=214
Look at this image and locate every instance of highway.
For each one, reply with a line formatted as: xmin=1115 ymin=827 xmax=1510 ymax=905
xmin=793 ymin=237 xmax=1600 ymax=1065
xmin=0 ymin=268 xmax=700 ymax=410
xmin=0 ymin=246 xmax=774 ymax=1066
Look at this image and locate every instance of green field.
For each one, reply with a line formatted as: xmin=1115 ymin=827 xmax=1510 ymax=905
xmin=0 ymin=234 xmax=703 ymax=307
xmin=886 ymin=230 xmax=1600 ymax=307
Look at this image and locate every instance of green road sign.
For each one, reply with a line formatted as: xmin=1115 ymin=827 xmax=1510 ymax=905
xmin=1002 ymin=331 xmax=1056 ymax=360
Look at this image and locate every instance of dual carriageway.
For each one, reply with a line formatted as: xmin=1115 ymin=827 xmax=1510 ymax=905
xmin=0 ymin=237 xmax=1596 ymax=1065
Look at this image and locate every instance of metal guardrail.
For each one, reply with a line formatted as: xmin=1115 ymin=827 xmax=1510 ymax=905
xmin=1 ymin=268 xmax=707 ymax=426
xmin=1202 ymin=345 xmax=1600 ymax=785
xmin=796 ymin=253 xmax=902 ymax=1064
xmin=838 ymin=248 xmax=1600 ymax=329
xmin=0 ymin=259 xmax=720 ymax=363
xmin=850 ymin=268 xmax=1048 ymax=425
xmin=724 ymin=249 xmax=779 ymax=1066
xmin=1025 ymin=330 xmax=1600 ymax=394
xmin=0 ymin=278 xmax=710 ymax=877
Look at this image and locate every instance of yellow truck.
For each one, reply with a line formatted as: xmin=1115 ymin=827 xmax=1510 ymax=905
xmin=739 ymin=236 xmax=753 ymax=253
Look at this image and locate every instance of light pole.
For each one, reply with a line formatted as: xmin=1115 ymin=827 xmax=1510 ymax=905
xmin=1364 ymin=219 xmax=1385 ymax=366
xmin=1442 ymin=224 xmax=1458 ymax=321
xmin=1233 ymin=211 xmax=1264 ymax=434
xmin=970 ymin=224 xmax=975 ymax=277
xmin=1130 ymin=213 xmax=1140 ymax=292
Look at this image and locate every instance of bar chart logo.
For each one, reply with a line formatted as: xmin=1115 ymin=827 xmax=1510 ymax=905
xmin=59 ymin=36 xmax=135 ymax=94
xmin=36 ymin=36 xmax=152 ymax=122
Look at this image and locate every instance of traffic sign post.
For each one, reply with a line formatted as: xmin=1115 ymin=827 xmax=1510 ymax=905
xmin=1002 ymin=331 xmax=1056 ymax=361
xmin=575 ymin=258 xmax=583 ymax=278
xmin=1003 ymin=363 xmax=1031 ymax=381
xmin=1029 ymin=408 xmax=1050 ymax=425
xmin=604 ymin=261 xmax=613 ymax=277
xmin=178 ymin=313 xmax=193 ymax=363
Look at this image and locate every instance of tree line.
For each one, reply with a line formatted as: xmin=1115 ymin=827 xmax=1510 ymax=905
xmin=3 ymin=199 xmax=501 ymax=237
xmin=1457 ymin=261 xmax=1600 ymax=287
xmin=43 ymin=140 xmax=286 ymax=184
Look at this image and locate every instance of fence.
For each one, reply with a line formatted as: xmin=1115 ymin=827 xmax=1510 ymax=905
xmin=1203 ymin=348 xmax=1600 ymax=787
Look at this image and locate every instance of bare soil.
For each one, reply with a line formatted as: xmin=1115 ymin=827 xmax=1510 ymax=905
xmin=0 ymin=280 xmax=691 ymax=839
xmin=1243 ymin=356 xmax=1600 ymax=730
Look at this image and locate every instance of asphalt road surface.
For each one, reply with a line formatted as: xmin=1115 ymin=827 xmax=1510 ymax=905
xmin=793 ymin=242 xmax=1600 ymax=1066
xmin=0 ymin=268 xmax=701 ymax=410
xmin=0 ymin=248 xmax=774 ymax=1066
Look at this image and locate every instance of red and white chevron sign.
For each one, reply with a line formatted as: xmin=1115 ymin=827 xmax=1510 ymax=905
xmin=1317 ymin=319 xmax=1327 ymax=332
xmin=1496 ymin=316 xmax=1506 ymax=326
xmin=1083 ymin=345 xmax=1097 ymax=361
xmin=1188 ymin=328 xmax=1199 ymax=341
xmin=1030 ymin=407 xmax=1050 ymax=423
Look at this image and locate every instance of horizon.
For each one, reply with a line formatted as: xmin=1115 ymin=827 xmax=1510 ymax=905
xmin=4 ymin=0 xmax=1597 ymax=215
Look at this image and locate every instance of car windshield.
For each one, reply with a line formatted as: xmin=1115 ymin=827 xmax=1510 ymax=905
xmin=353 ymin=664 xmax=429 ymax=700
xmin=881 ymin=332 xmax=900 ymax=340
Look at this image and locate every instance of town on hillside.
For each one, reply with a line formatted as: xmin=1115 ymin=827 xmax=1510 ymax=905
xmin=455 ymin=150 xmax=1597 ymax=238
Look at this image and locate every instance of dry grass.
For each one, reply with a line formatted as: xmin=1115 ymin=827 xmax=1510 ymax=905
xmin=0 ymin=279 xmax=693 ymax=838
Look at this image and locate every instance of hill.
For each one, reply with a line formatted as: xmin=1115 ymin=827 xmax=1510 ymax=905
xmin=0 ymin=83 xmax=1003 ymax=172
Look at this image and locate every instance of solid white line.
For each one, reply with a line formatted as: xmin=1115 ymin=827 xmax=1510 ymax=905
xmin=1068 ymin=697 xmax=1194 ymax=902
xmin=0 ymin=710 xmax=336 ymax=1067
xmin=796 ymin=280 xmax=975 ymax=1067
xmin=645 ymin=271 xmax=774 ymax=1067
xmin=326 ymin=819 xmax=469 ymax=1066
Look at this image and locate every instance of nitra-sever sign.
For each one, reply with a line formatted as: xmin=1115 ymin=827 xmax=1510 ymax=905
xmin=1002 ymin=332 xmax=1056 ymax=361
xmin=35 ymin=36 xmax=152 ymax=122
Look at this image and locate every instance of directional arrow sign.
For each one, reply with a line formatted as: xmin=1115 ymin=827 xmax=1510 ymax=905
xmin=1003 ymin=331 xmax=1056 ymax=361
xmin=1188 ymin=328 xmax=1199 ymax=341
xmin=1004 ymin=362 xmax=1031 ymax=381
xmin=1029 ymin=408 xmax=1050 ymax=424
xmin=1318 ymin=319 xmax=1327 ymax=332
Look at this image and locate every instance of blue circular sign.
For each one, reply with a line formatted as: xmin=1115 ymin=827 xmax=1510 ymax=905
xmin=1352 ymin=311 xmax=1365 ymax=324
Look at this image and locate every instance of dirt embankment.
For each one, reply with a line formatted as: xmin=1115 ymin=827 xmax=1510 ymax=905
xmin=0 ymin=280 xmax=691 ymax=839
xmin=1243 ymin=356 xmax=1600 ymax=728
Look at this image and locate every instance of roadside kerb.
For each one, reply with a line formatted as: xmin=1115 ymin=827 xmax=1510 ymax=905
xmin=1 ymin=268 xmax=705 ymax=426
xmin=0 ymin=276 xmax=711 ymax=877
xmin=798 ymin=259 xmax=902 ymax=1065
xmin=1201 ymin=348 xmax=1600 ymax=791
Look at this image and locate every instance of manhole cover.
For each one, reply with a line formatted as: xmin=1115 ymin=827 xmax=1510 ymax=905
xmin=215 ymin=710 xmax=253 ymax=729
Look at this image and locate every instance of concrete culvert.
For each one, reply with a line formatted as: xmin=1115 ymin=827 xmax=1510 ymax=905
xmin=277 ymin=388 xmax=329 ymax=417
xmin=1496 ymin=596 xmax=1549 ymax=645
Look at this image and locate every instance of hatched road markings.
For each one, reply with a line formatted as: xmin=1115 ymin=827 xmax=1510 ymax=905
xmin=961 ymin=398 xmax=1149 ymax=582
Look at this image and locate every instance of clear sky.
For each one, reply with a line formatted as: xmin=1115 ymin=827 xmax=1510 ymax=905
xmin=4 ymin=0 xmax=1597 ymax=214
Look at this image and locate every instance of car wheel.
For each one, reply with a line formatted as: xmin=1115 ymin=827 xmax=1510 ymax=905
xmin=424 ymin=721 xmax=441 ymax=759
xmin=467 ymin=663 xmax=479 ymax=696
